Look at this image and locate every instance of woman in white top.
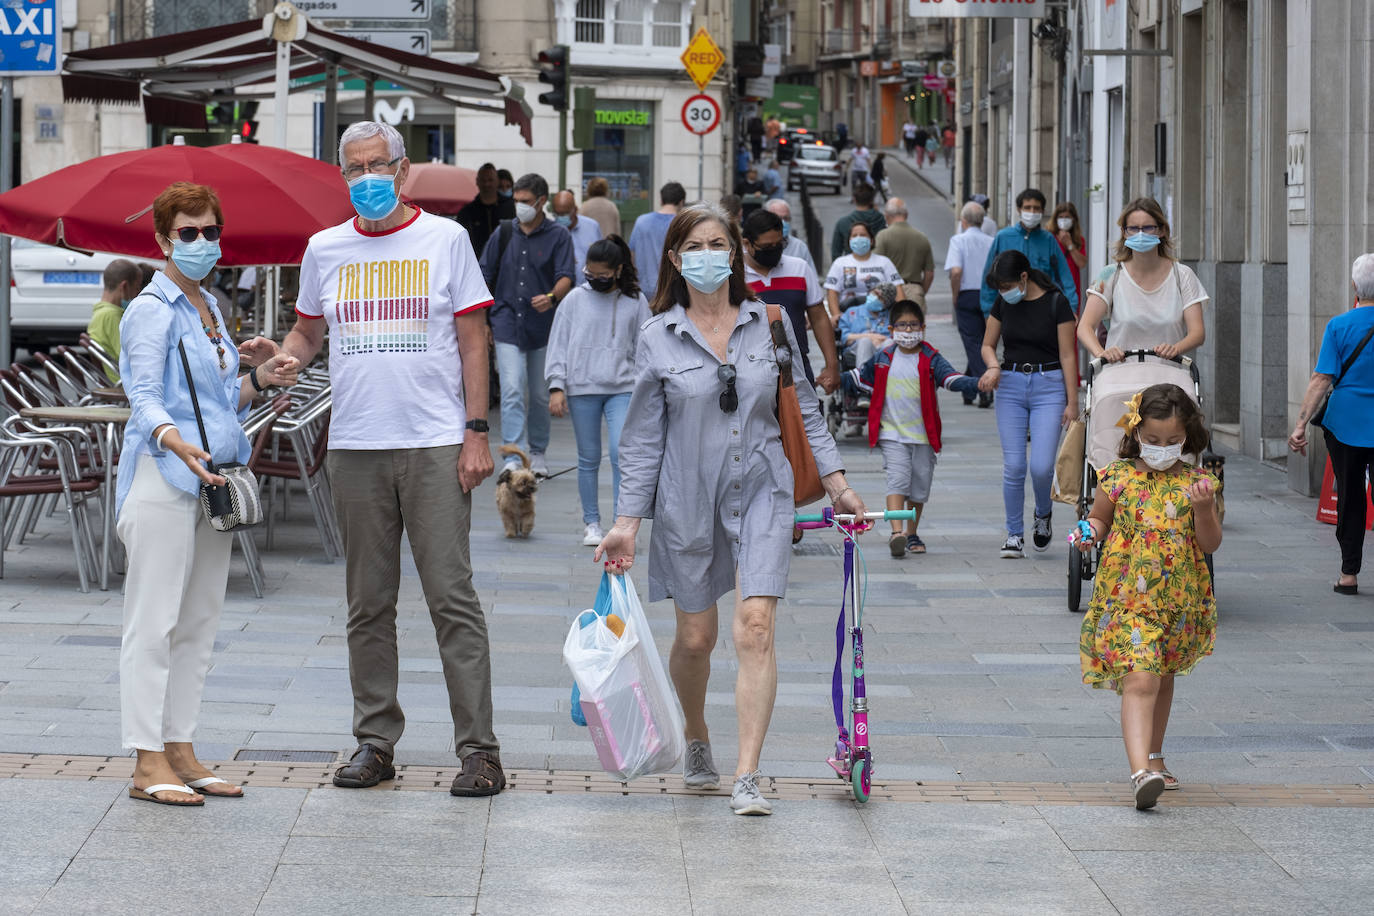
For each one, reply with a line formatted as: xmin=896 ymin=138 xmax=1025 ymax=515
xmin=1077 ymin=197 xmax=1208 ymax=362
xmin=824 ymin=221 xmax=904 ymax=319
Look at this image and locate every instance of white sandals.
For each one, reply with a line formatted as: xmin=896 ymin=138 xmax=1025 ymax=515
xmin=1131 ymin=769 xmax=1166 ymax=810
xmin=128 ymin=783 xmax=203 ymax=806
xmin=185 ymin=776 xmax=244 ymax=798
xmin=1147 ymin=752 xmax=1180 ymax=790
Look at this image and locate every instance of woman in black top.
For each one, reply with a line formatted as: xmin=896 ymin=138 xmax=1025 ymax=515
xmin=978 ymin=250 xmax=1079 ymax=558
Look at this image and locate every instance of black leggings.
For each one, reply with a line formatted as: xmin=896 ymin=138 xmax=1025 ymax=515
xmin=1324 ymin=430 xmax=1374 ymax=576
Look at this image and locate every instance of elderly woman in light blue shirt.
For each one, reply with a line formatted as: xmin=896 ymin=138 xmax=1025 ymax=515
xmin=117 ymin=182 xmax=297 ymax=806
xmin=595 ymin=204 xmax=865 ymax=816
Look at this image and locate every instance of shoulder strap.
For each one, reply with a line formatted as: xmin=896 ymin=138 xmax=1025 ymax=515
xmin=764 ymin=303 xmax=796 ymax=389
xmin=176 ymin=340 xmax=216 ymax=471
xmin=1336 ymin=321 xmax=1374 ymax=384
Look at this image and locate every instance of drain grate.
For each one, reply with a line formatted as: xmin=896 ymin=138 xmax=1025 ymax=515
xmin=234 ymin=749 xmax=339 ymax=763
xmin=791 ymin=540 xmax=838 ymax=557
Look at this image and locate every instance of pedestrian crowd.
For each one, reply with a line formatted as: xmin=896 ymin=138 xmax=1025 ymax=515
xmin=100 ymin=116 xmax=1368 ymax=818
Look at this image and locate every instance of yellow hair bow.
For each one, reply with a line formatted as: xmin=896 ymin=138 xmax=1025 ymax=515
xmin=1116 ymin=391 xmax=1144 ymax=433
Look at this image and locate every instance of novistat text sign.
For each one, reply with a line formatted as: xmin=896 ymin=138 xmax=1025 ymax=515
xmin=907 ymin=0 xmax=1045 ymax=17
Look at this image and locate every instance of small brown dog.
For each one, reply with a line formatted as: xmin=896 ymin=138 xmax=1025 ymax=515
xmin=496 ymin=445 xmax=538 ymax=538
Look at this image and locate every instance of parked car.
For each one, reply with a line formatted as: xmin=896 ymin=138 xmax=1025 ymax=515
xmin=787 ymin=143 xmax=844 ymax=194
xmin=8 ymin=239 xmax=134 ymax=355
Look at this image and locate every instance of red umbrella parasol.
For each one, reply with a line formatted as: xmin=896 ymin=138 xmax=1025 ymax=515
xmin=400 ymin=163 xmax=478 ymax=217
xmin=0 ymin=142 xmax=356 ymax=265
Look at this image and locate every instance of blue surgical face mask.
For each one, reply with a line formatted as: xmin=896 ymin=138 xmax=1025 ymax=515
xmin=499 ymin=189 xmax=513 ymax=198
xmin=780 ymin=220 xmax=791 ymax=239
xmin=849 ymin=236 xmax=872 ymax=256
xmin=553 ymin=214 xmax=572 ymax=227
xmin=1124 ymin=233 xmax=1162 ymax=253
xmin=678 ymin=249 xmax=733 ymax=294
xmin=170 ymin=238 xmax=221 ymax=282
xmin=119 ymin=298 xmax=131 ymax=308
xmin=348 ymin=173 xmax=400 ymax=221
xmin=865 ymin=295 xmax=884 ymax=313
xmin=1000 ymin=284 xmax=1026 ymax=305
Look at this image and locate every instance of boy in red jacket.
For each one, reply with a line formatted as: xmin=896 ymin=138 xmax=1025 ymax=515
xmin=848 ymin=299 xmax=980 ymax=557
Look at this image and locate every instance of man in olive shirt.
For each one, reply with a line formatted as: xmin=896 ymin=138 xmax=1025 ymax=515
xmin=874 ymin=197 xmax=934 ymax=304
xmin=86 ymin=259 xmax=141 ymax=382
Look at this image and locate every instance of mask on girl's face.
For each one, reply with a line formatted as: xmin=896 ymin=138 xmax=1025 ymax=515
xmin=1020 ymin=210 xmax=1043 ymax=229
xmin=893 ymin=330 xmax=923 ymax=348
xmin=1057 ymin=218 xmax=1074 ymax=231
xmin=585 ymin=273 xmax=617 ymax=293
xmin=1124 ymin=233 xmax=1162 ymax=253
xmin=348 ymin=173 xmax=401 ymax=221
xmin=678 ymin=249 xmax=733 ymax=293
xmin=169 ymin=238 xmax=221 ymax=282
xmin=1000 ymin=283 xmax=1026 ymax=305
xmin=752 ymin=244 xmax=784 ymax=269
xmin=849 ymin=236 xmax=872 ymax=256
xmin=1139 ymin=442 xmax=1184 ymax=470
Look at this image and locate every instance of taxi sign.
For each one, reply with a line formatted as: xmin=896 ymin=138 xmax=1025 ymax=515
xmin=680 ymin=28 xmax=724 ymax=92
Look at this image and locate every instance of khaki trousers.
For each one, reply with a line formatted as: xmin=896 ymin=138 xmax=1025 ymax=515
xmin=118 ymin=455 xmax=232 ymax=751
xmin=326 ymin=445 xmax=499 ymax=760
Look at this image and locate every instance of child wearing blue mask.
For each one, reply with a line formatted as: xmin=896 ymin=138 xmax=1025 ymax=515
xmin=978 ymin=249 xmax=1079 ymax=559
xmin=848 ymin=299 xmax=980 ymax=557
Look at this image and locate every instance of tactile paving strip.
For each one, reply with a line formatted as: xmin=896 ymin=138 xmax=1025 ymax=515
xmin=4 ymin=753 xmax=1374 ymax=807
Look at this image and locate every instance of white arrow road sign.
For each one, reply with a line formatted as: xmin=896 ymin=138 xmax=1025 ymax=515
xmin=296 ymin=0 xmax=430 ymax=20
xmin=339 ymin=29 xmax=431 ymax=55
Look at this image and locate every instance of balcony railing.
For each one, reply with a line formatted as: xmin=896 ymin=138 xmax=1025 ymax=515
xmin=558 ymin=0 xmax=696 ymax=70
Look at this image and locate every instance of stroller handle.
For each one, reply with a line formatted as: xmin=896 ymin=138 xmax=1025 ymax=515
xmin=795 ymin=508 xmax=916 ymax=529
xmin=1087 ymin=349 xmax=1199 ymax=385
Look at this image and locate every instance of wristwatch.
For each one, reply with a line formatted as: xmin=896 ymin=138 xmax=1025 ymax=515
xmin=465 ymin=418 xmax=489 ymax=433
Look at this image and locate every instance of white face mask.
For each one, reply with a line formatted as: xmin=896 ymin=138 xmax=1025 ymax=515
xmin=1057 ymin=218 xmax=1074 ymax=231
xmin=1139 ymin=442 xmax=1184 ymax=470
xmin=1020 ymin=210 xmax=1043 ymax=229
xmin=893 ymin=330 xmax=923 ymax=348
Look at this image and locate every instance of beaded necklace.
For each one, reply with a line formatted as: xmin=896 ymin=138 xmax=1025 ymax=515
xmin=202 ymin=309 xmax=227 ymax=369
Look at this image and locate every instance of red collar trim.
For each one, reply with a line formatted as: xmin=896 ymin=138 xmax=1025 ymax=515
xmin=353 ymin=206 xmax=423 ymax=237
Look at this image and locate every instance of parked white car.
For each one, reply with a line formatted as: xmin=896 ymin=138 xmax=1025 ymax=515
xmin=787 ymin=143 xmax=844 ymax=194
xmin=7 ymin=239 xmax=143 ymax=354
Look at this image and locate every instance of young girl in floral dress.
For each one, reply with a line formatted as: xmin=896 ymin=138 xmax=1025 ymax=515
xmin=1077 ymin=383 xmax=1222 ymax=810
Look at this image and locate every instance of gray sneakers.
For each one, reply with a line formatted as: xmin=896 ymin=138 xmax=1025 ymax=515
xmin=729 ymin=770 xmax=772 ymax=816
xmin=682 ymin=739 xmax=719 ymax=791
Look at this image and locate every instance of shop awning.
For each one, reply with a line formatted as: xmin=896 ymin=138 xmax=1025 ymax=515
xmin=61 ymin=13 xmax=533 ymax=145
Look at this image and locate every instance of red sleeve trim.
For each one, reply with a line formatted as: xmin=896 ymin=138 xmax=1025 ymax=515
xmin=455 ymin=299 xmax=493 ymax=315
xmin=352 ymin=206 xmax=424 ymax=237
xmin=294 ymin=308 xmax=324 ymax=319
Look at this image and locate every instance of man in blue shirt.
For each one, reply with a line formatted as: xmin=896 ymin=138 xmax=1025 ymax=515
xmin=978 ymin=188 xmax=1078 ymax=316
xmin=481 ymin=172 xmax=576 ymax=477
xmin=628 ymin=181 xmax=685 ymax=301
xmin=549 ymin=189 xmax=603 ymax=276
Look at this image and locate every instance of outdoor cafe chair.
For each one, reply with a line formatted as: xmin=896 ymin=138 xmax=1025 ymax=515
xmin=33 ymin=351 xmax=93 ymax=404
xmin=254 ymin=386 xmax=340 ymax=560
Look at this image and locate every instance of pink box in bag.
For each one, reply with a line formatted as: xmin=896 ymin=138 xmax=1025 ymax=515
xmin=579 ymin=652 xmax=667 ymax=775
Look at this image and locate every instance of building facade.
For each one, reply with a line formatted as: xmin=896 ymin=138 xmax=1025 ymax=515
xmin=954 ymin=0 xmax=1373 ymax=496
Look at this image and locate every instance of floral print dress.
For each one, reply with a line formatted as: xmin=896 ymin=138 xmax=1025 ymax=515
xmin=1080 ymin=459 xmax=1218 ymax=693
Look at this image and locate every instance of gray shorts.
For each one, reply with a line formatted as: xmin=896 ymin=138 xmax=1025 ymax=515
xmin=879 ymin=440 xmax=936 ymax=503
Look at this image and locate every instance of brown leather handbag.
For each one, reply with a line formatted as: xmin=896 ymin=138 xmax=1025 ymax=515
xmin=765 ymin=304 xmax=826 ymax=506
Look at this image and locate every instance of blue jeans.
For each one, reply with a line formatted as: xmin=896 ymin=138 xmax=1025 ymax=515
xmin=494 ymin=342 xmax=549 ymax=457
xmin=568 ymin=393 xmax=630 ymax=524
xmin=995 ymin=369 xmax=1066 ymax=537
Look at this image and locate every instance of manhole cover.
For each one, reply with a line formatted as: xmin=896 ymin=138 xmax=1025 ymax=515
xmin=234 ymin=749 xmax=339 ymax=763
xmin=791 ymin=541 xmax=838 ymax=557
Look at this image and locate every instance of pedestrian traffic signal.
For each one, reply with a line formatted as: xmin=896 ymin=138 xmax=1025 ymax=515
xmin=239 ymin=120 xmax=260 ymax=144
xmin=537 ymin=45 xmax=569 ymax=111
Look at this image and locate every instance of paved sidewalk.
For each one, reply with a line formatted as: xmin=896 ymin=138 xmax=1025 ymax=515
xmin=883 ymin=145 xmax=956 ymax=205
xmin=5 ymin=169 xmax=1374 ymax=911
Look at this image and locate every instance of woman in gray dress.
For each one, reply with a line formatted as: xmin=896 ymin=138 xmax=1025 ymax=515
xmin=595 ymin=204 xmax=866 ymax=816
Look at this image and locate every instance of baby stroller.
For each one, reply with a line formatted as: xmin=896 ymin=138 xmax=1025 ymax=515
xmin=826 ymin=300 xmax=873 ymax=439
xmin=1067 ymin=349 xmax=1222 ymax=612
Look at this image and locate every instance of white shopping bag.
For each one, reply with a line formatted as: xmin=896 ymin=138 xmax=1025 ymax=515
xmin=562 ymin=573 xmax=686 ymax=780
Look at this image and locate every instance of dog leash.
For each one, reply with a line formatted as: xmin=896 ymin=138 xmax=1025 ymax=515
xmin=541 ymin=465 xmax=577 ymax=481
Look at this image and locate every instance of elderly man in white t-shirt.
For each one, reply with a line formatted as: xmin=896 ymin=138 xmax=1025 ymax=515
xmin=247 ymin=121 xmax=504 ymax=797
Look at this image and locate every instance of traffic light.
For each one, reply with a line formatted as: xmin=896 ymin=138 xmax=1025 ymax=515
xmin=239 ymin=120 xmax=260 ymax=144
xmin=236 ymin=101 xmax=260 ymax=144
xmin=207 ymin=102 xmax=234 ymax=127
xmin=537 ymin=45 xmax=569 ymax=111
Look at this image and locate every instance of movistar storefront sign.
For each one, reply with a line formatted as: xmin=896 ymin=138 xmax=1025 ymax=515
xmin=595 ymin=109 xmax=651 ymax=127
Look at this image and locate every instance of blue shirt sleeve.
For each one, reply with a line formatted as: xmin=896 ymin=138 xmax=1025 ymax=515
xmin=979 ymin=234 xmax=1005 ymax=315
xmin=479 ymin=228 xmax=499 ymax=289
xmin=120 ymin=298 xmax=177 ymax=448
xmin=553 ymin=228 xmax=575 ymax=282
xmin=1315 ymin=320 xmax=1342 ymax=377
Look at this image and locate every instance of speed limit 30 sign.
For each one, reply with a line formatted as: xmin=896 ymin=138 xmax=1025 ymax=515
xmin=681 ymin=94 xmax=721 ymax=135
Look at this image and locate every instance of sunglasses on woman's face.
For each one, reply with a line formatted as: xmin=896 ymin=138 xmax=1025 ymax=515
xmin=718 ymin=364 xmax=738 ymax=413
xmin=172 ymin=225 xmax=223 ymax=243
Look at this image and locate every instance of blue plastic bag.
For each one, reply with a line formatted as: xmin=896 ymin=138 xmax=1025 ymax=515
xmin=570 ymin=572 xmax=614 ymax=725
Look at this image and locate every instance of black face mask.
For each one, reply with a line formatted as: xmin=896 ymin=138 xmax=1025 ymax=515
xmin=753 ymin=244 xmax=784 ymax=269
xmin=586 ymin=273 xmax=617 ymax=293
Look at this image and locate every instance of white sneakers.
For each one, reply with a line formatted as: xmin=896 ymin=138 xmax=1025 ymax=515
xmin=530 ymin=454 xmax=549 ymax=478
xmin=581 ymin=523 xmax=605 ymax=547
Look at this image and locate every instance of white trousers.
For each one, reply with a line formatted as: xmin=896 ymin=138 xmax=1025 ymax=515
xmin=117 ymin=455 xmax=232 ymax=751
